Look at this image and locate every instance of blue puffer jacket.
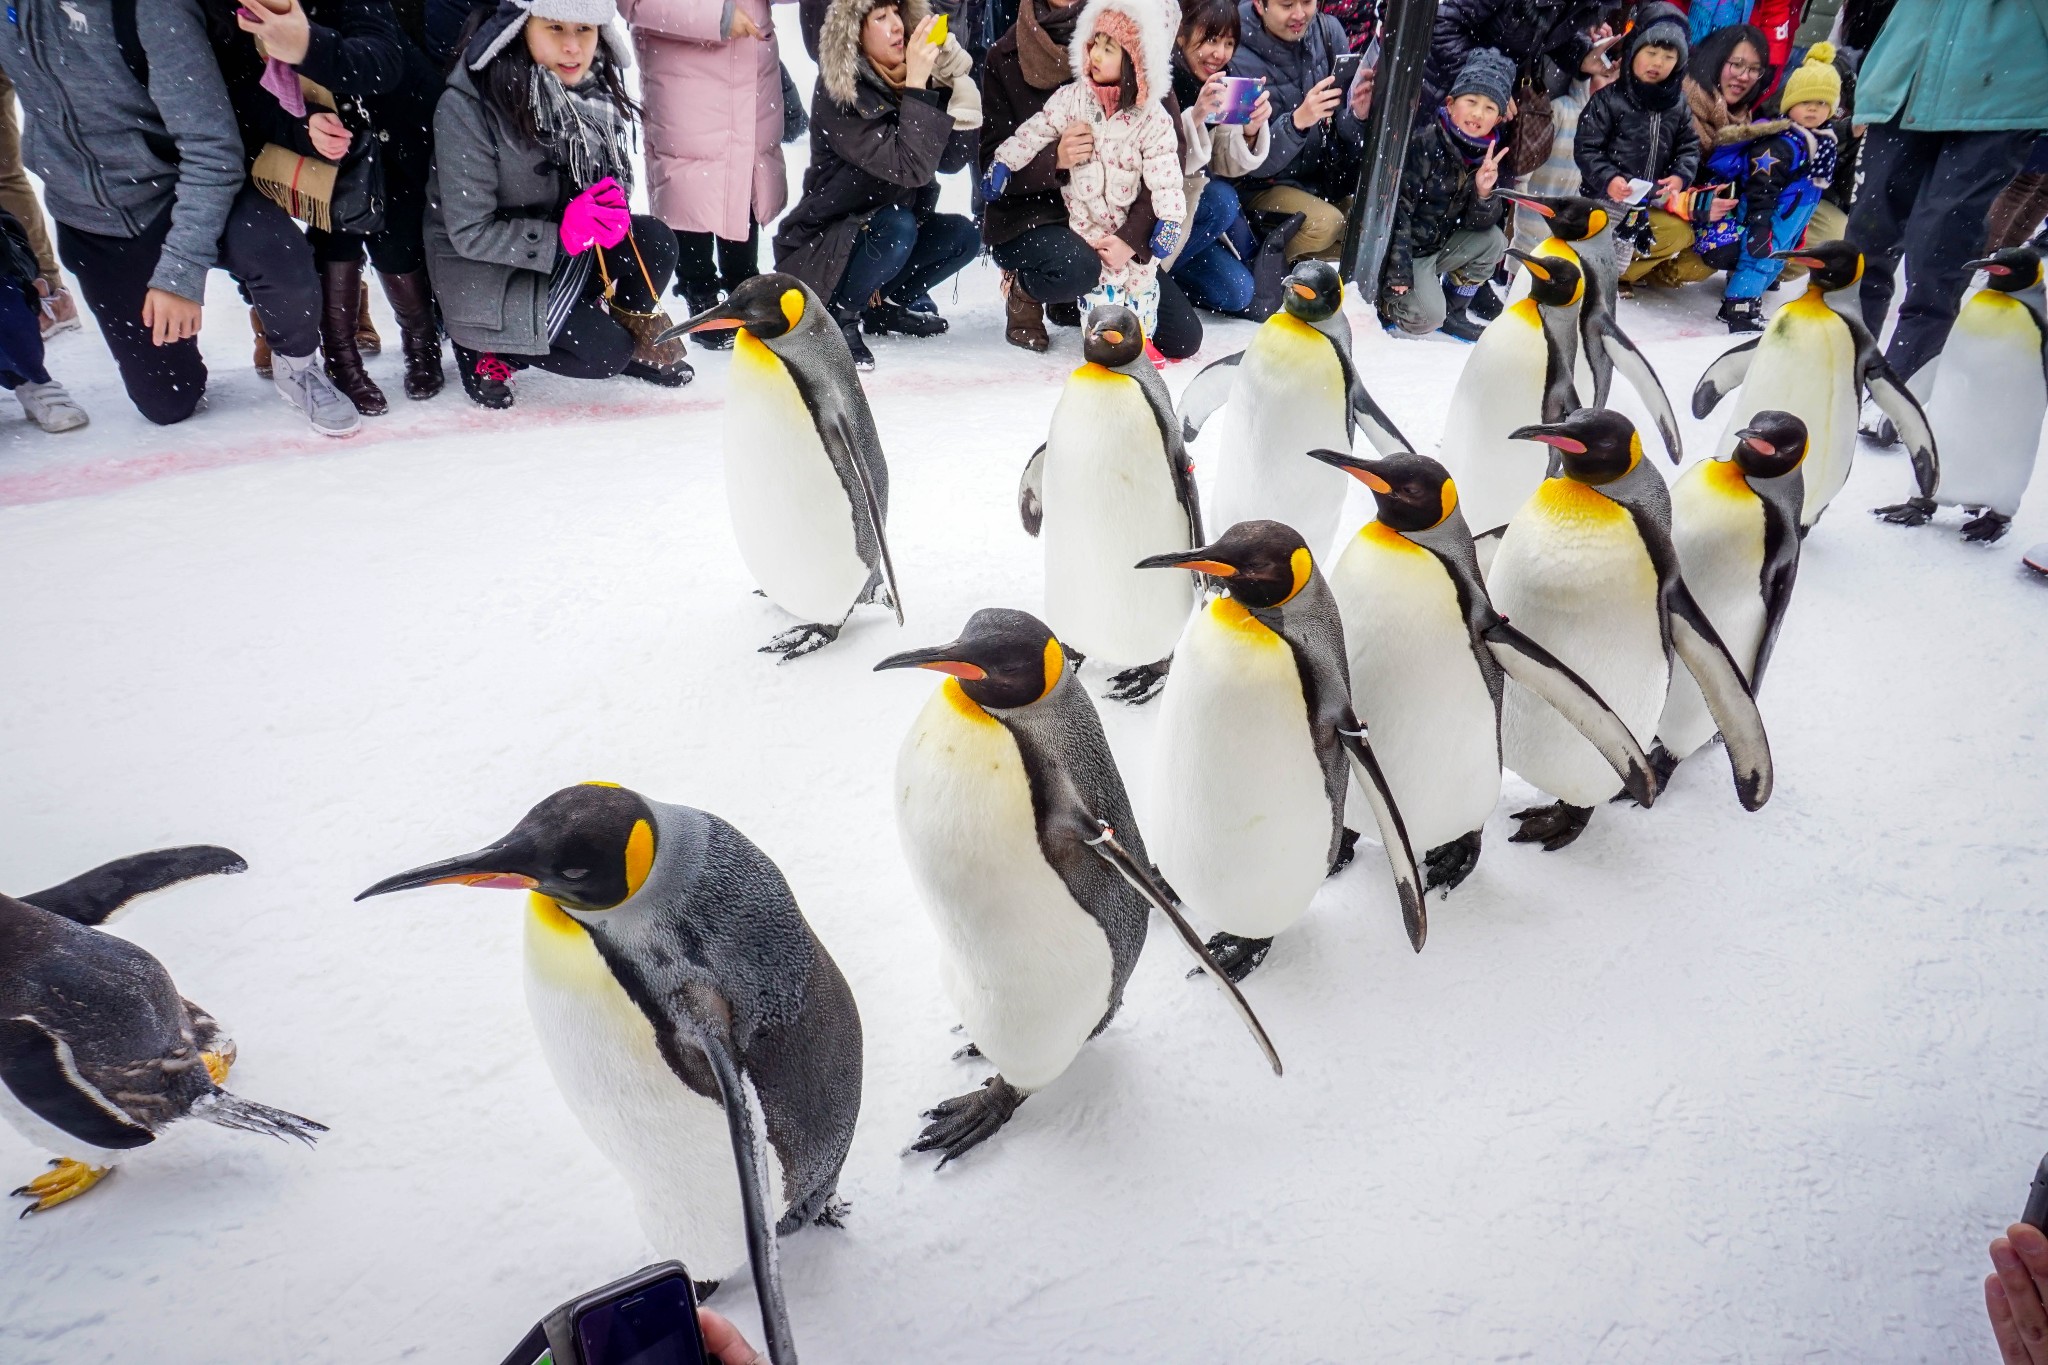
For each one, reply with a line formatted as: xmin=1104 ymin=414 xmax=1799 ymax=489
xmin=1854 ymin=0 xmax=2048 ymax=132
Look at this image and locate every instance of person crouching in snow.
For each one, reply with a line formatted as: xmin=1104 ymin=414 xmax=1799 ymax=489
xmin=0 ymin=206 xmax=85 ymax=432
xmin=1379 ymin=46 xmax=1511 ymax=342
xmin=986 ymin=0 xmax=1186 ymax=351
xmin=427 ymin=0 xmax=691 ymax=410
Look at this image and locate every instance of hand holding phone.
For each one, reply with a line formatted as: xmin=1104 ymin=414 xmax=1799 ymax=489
xmin=1331 ymin=52 xmax=1365 ymax=98
xmin=1206 ymin=75 xmax=1265 ymax=125
xmin=504 ymin=1263 xmax=716 ymax=1365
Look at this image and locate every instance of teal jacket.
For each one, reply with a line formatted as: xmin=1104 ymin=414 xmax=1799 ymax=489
xmin=1853 ymin=0 xmax=2048 ymax=131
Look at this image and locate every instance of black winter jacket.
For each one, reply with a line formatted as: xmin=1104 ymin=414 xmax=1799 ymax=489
xmin=1575 ymin=67 xmax=1700 ymax=197
xmin=1227 ymin=1 xmax=1364 ymax=200
xmin=1427 ymin=0 xmax=1606 ymax=98
xmin=1384 ymin=117 xmax=1505 ymax=288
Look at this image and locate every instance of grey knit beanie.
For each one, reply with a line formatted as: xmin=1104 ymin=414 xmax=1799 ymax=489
xmin=471 ymin=0 xmax=634 ymax=71
xmin=1449 ymin=46 xmax=1514 ymax=112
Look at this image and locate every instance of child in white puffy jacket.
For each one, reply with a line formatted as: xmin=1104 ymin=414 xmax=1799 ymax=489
xmin=989 ymin=0 xmax=1184 ymax=325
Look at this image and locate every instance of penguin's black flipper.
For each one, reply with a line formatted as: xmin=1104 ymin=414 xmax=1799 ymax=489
xmin=1749 ymin=543 xmax=1802 ymax=693
xmin=1018 ymin=443 xmax=1046 ymax=536
xmin=1482 ymin=621 xmax=1658 ymax=806
xmin=1666 ymin=582 xmax=1774 ymax=811
xmin=1860 ymin=358 xmax=1941 ymax=500
xmin=1335 ymin=721 xmax=1427 ymax=953
xmin=1327 ymin=339 xmax=1412 ymax=455
xmin=822 ymin=405 xmax=903 ymax=626
xmin=0 ymin=1019 xmax=156 ymax=1151
xmin=1177 ymin=351 xmax=1242 ymax=442
xmin=22 ymin=846 xmax=247 ymax=927
xmin=1590 ymin=316 xmax=1682 ymax=463
xmin=1692 ymin=338 xmax=1761 ymax=418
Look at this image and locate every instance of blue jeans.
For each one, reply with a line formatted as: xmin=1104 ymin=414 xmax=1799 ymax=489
xmin=0 ymin=282 xmax=47 ymax=389
xmin=1169 ymin=180 xmax=1256 ymax=316
xmin=828 ymin=206 xmax=980 ymax=313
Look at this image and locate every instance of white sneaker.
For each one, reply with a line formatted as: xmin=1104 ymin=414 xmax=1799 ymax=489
xmin=272 ymin=350 xmax=360 ymax=438
xmin=15 ymin=379 xmax=87 ymax=432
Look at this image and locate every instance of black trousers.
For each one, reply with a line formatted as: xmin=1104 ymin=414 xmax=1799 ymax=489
xmin=990 ymin=221 xmax=1203 ymax=359
xmin=673 ymin=224 xmax=759 ymax=301
xmin=1848 ymin=122 xmax=2033 ymax=382
xmin=56 ymin=184 xmax=321 ymax=425
xmin=529 ymin=214 xmax=679 ymax=380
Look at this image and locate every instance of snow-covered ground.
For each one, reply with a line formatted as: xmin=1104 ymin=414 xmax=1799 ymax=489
xmin=3 ymin=175 xmax=2047 ymax=1362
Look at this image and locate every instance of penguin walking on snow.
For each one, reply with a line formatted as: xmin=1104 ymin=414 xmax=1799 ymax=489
xmin=1018 ymin=306 xmax=1202 ymax=704
xmin=2 ymin=847 xmax=326 ymax=1216
xmin=666 ymin=273 xmax=902 ymax=660
xmin=878 ymin=609 xmax=1278 ymax=1165
xmin=1693 ymin=240 xmax=1937 ymax=530
xmin=1875 ymin=243 xmax=2047 ymax=542
xmin=1653 ymin=411 xmax=1808 ymax=782
xmin=1305 ymin=449 xmax=1658 ymax=891
xmin=1500 ymin=191 xmax=1684 ymax=463
xmin=359 ymin=784 xmax=863 ymax=1365
xmin=1138 ymin=520 xmax=1426 ymax=979
xmin=1439 ymin=247 xmax=1588 ymax=564
xmin=1491 ymin=410 xmax=1773 ymax=850
xmin=1176 ymin=262 xmax=1411 ymax=557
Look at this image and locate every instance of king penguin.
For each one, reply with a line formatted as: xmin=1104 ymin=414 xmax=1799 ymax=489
xmin=1175 ymin=261 xmax=1412 ymax=558
xmin=1439 ymin=247 xmax=1587 ymax=567
xmin=1017 ymin=305 xmax=1203 ymax=704
xmin=1491 ymin=409 xmax=1773 ymax=849
xmin=876 ymin=609 xmax=1279 ymax=1164
xmin=2 ymin=847 xmax=326 ymax=1216
xmin=1654 ymin=410 xmax=1808 ymax=779
xmin=1876 ymin=243 xmax=2047 ymax=542
xmin=1137 ymin=520 xmax=1426 ymax=978
xmin=1693 ymin=240 xmax=1938 ymax=530
xmin=358 ymin=784 xmax=863 ymax=1365
xmin=1305 ymin=448 xmax=1658 ymax=891
xmin=667 ymin=273 xmax=903 ymax=660
xmin=1500 ymin=191 xmax=1684 ymax=463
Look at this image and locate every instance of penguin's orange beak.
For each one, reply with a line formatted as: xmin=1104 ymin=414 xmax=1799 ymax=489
xmin=1098 ymin=328 xmax=1124 ymax=345
xmin=1304 ymin=447 xmax=1391 ymax=491
xmin=874 ymin=644 xmax=989 ymax=679
xmin=355 ymin=849 xmax=539 ymax=900
xmin=1500 ymin=192 xmax=1554 ymax=217
xmin=1288 ymin=282 xmax=1317 ymax=301
xmin=1509 ymin=424 xmax=1588 ymax=453
xmin=1135 ymin=549 xmax=1238 ymax=575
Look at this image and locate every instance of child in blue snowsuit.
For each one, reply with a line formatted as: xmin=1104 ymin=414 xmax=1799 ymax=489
xmin=1692 ymin=43 xmax=1841 ymax=331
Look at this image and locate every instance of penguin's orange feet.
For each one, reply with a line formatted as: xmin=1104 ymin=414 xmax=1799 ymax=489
xmin=11 ymin=1158 xmax=113 ymax=1217
xmin=202 ymin=1048 xmax=235 ymax=1086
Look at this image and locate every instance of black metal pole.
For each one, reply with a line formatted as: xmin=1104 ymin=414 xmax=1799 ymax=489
xmin=1339 ymin=0 xmax=1444 ymax=289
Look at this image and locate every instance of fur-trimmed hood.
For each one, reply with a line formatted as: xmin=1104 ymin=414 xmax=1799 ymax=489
xmin=1068 ymin=0 xmax=1175 ymax=111
xmin=819 ymin=0 xmax=930 ymax=106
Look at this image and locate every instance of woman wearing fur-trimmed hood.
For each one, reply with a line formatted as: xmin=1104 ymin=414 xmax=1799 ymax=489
xmin=771 ymin=0 xmax=982 ymax=367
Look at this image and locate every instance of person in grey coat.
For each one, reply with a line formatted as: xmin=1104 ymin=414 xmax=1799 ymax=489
xmin=0 ymin=0 xmax=357 ymax=433
xmin=1226 ymin=0 xmax=1373 ymax=262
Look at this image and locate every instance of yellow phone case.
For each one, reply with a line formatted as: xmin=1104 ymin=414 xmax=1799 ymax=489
xmin=929 ymin=13 xmax=947 ymax=43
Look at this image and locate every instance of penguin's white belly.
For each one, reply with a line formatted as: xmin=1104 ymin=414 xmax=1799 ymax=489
xmin=1926 ymin=297 xmax=2047 ymax=513
xmin=1493 ymin=481 xmax=1668 ymax=804
xmin=1042 ymin=369 xmax=1196 ymax=666
xmin=523 ymin=901 xmax=782 ymax=1280
xmin=1659 ymin=462 xmax=1768 ymax=759
xmin=724 ymin=333 xmax=871 ymax=624
xmin=1441 ymin=307 xmax=1553 ymax=538
xmin=1147 ymin=598 xmax=1332 ymax=939
xmin=1208 ymin=319 xmax=1352 ymax=557
xmin=1332 ymin=526 xmax=1500 ymax=851
xmin=895 ymin=683 xmax=1113 ymax=1093
xmin=1724 ymin=302 xmax=1857 ymax=524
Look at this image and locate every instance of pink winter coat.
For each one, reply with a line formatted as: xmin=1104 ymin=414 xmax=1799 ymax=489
xmin=617 ymin=0 xmax=790 ymax=240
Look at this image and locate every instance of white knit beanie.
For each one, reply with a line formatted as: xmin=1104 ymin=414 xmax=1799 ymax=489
xmin=471 ymin=0 xmax=635 ymax=71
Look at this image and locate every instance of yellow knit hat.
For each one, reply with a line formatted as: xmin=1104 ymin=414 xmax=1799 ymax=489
xmin=1781 ymin=42 xmax=1842 ymax=111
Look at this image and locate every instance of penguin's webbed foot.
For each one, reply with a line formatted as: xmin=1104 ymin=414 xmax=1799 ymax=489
xmin=951 ymin=1041 xmax=983 ymax=1062
xmin=1962 ymin=510 xmax=2012 ymax=543
xmin=693 ymin=1279 xmax=722 ymax=1303
xmin=760 ymin=622 xmax=841 ymax=661
xmin=11 ymin=1158 xmax=112 ymax=1217
xmin=1872 ymin=496 xmax=1935 ymax=527
xmin=1104 ymin=659 xmax=1171 ymax=705
xmin=1508 ymin=801 xmax=1593 ymax=851
xmin=812 ymin=1197 xmax=852 ymax=1229
xmin=1423 ymin=831 xmax=1483 ymax=894
xmin=1184 ymin=931 xmax=1273 ymax=983
xmin=202 ymin=1049 xmax=234 ymax=1086
xmin=1609 ymin=744 xmax=1678 ymax=804
xmin=908 ymin=1076 xmax=1026 ymax=1168
xmin=1327 ymin=827 xmax=1361 ymax=877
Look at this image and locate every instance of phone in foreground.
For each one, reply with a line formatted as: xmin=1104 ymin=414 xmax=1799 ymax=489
xmin=501 ymin=1262 xmax=707 ymax=1365
xmin=1208 ymin=75 xmax=1266 ymax=125
xmin=2024 ymin=1152 xmax=2048 ymax=1230
xmin=1331 ymin=51 xmax=1365 ymax=97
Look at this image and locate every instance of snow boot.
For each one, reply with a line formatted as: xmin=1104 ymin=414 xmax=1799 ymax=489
xmin=319 ymin=259 xmax=387 ymax=416
xmin=15 ymin=379 xmax=87 ymax=432
xmin=37 ymin=282 xmax=79 ymax=339
xmin=1002 ymin=270 xmax=1049 ymax=353
xmin=1439 ymin=285 xmax=1486 ymax=342
xmin=1045 ymin=298 xmax=1081 ymax=328
xmin=1718 ymin=295 xmax=1764 ymax=333
xmin=250 ymin=307 xmax=272 ymax=378
xmin=1467 ymin=279 xmax=1505 ymax=321
xmin=865 ymin=298 xmax=948 ymax=337
xmin=455 ymin=344 xmax=515 ymax=409
xmin=1244 ymin=211 xmax=1306 ymax=320
xmin=272 ymin=349 xmax=362 ymax=437
xmin=379 ymin=269 xmax=445 ymax=400
xmin=831 ymin=303 xmax=875 ymax=371
xmin=620 ymin=308 xmax=694 ymax=387
xmin=355 ymin=279 xmax=381 ymax=356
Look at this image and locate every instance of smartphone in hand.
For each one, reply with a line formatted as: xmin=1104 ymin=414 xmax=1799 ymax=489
xmin=1208 ymin=75 xmax=1266 ymax=125
xmin=1331 ymin=51 xmax=1365 ymax=97
xmin=2024 ymin=1152 xmax=2048 ymax=1230
xmin=504 ymin=1263 xmax=708 ymax=1365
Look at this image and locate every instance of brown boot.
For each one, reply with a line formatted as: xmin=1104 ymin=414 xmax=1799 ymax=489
xmin=320 ymin=258 xmax=388 ymax=416
xmin=619 ymin=309 xmax=694 ymax=388
xmin=355 ymin=279 xmax=381 ymax=355
xmin=377 ymin=268 xmax=445 ymax=400
xmin=1002 ymin=270 xmax=1048 ymax=352
xmin=251 ymin=307 xmax=272 ymax=378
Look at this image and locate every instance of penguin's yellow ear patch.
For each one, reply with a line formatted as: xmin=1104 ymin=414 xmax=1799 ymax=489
xmin=1587 ymin=208 xmax=1608 ymax=236
xmin=1439 ymin=479 xmax=1460 ymax=524
xmin=1282 ymin=546 xmax=1313 ymax=603
xmin=1040 ymin=636 xmax=1066 ymax=700
xmin=779 ymin=288 xmax=806 ymax=330
xmin=623 ymin=818 xmax=655 ymax=899
xmin=1627 ymin=430 xmax=1644 ymax=470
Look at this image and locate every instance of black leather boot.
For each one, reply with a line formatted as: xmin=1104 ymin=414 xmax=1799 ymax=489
xmin=831 ymin=302 xmax=875 ymax=371
xmin=377 ymin=269 xmax=445 ymax=400
xmin=319 ymin=259 xmax=387 ymax=415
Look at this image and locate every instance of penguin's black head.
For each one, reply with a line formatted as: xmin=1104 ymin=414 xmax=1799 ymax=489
xmin=355 ymin=784 xmax=658 ymax=913
xmin=1081 ymin=304 xmax=1145 ymax=368
xmin=1500 ymin=191 xmax=1612 ymax=243
xmin=1510 ymin=409 xmax=1643 ymax=486
xmin=1966 ymin=246 xmax=2045 ymax=293
xmin=1306 ymin=449 xmax=1458 ymax=532
xmin=1280 ymin=261 xmax=1343 ymax=323
xmin=1506 ymin=247 xmax=1585 ymax=309
xmin=1773 ymin=240 xmax=1863 ymax=292
xmin=1137 ymin=520 xmax=1313 ymax=609
xmin=671 ymin=271 xmax=810 ymax=343
xmin=874 ymin=608 xmax=1067 ymax=710
xmin=1731 ymin=410 xmax=1809 ymax=480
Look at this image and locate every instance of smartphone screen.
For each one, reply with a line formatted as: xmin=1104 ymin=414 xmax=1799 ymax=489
xmin=575 ymin=1274 xmax=706 ymax=1365
xmin=1331 ymin=52 xmax=1364 ymax=94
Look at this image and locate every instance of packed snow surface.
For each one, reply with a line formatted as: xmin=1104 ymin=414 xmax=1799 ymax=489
xmin=2 ymin=253 xmax=2045 ymax=1365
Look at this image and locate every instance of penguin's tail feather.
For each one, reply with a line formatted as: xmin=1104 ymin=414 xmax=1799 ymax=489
xmin=193 ymin=1092 xmax=329 ymax=1147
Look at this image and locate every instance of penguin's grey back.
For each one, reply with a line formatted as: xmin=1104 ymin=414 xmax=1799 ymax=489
xmin=1252 ymin=572 xmax=1355 ymax=862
